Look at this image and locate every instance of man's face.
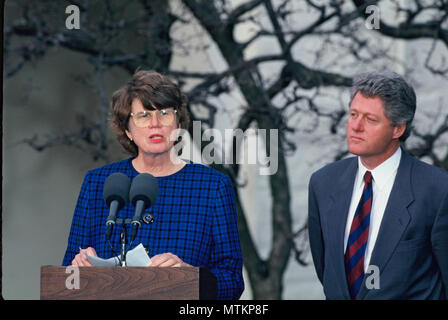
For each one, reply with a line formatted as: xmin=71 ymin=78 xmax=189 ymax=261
xmin=346 ymin=92 xmax=404 ymax=162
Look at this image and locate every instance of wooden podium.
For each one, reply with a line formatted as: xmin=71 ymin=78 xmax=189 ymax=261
xmin=40 ymin=266 xmax=217 ymax=300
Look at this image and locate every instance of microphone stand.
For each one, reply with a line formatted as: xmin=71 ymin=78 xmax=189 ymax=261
xmin=115 ymin=218 xmax=132 ymax=267
xmin=119 ymin=221 xmax=127 ymax=267
xmin=110 ymin=216 xmax=154 ymax=267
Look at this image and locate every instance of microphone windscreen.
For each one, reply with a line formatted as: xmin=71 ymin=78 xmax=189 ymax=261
xmin=129 ymin=173 xmax=159 ymax=208
xmin=103 ymin=172 xmax=131 ymax=209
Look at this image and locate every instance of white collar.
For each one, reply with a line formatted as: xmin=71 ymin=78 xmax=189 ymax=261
xmin=357 ymin=147 xmax=402 ymax=190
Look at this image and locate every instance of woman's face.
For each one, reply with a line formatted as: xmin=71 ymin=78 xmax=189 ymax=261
xmin=125 ymin=98 xmax=179 ymax=157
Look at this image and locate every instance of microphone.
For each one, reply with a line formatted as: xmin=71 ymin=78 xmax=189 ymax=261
xmin=103 ymin=172 xmax=131 ymax=240
xmin=129 ymin=173 xmax=158 ymax=242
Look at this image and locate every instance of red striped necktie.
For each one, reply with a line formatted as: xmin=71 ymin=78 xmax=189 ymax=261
xmin=345 ymin=171 xmax=373 ymax=299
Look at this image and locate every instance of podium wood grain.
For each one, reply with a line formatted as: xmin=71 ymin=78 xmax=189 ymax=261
xmin=41 ymin=266 xmax=203 ymax=300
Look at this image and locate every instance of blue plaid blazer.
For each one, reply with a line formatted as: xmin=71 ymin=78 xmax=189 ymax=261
xmin=62 ymin=158 xmax=244 ymax=299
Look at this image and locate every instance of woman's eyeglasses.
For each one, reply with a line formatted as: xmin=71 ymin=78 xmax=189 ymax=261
xmin=129 ymin=109 xmax=177 ymax=127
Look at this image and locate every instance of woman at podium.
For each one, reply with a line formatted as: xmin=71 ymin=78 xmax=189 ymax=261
xmin=62 ymin=70 xmax=244 ymax=300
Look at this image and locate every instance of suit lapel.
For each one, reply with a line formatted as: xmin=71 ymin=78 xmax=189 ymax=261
xmin=357 ymin=149 xmax=414 ymax=299
xmin=329 ymin=158 xmax=358 ymax=299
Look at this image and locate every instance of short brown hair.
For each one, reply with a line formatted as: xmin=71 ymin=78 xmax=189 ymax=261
xmin=109 ymin=70 xmax=190 ymax=157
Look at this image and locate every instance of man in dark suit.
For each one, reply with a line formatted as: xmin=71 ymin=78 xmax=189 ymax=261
xmin=308 ymin=70 xmax=448 ymax=299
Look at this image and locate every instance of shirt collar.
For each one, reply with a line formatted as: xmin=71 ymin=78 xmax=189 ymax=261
xmin=357 ymin=147 xmax=402 ymax=190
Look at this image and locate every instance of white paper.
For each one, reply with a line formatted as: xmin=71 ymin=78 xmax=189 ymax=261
xmin=83 ymin=244 xmax=152 ymax=267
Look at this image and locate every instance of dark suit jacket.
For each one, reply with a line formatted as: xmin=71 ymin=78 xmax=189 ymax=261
xmin=308 ymin=148 xmax=448 ymax=299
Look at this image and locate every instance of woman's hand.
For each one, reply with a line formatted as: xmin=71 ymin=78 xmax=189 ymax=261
xmin=149 ymin=252 xmax=192 ymax=267
xmin=72 ymin=247 xmax=97 ymax=266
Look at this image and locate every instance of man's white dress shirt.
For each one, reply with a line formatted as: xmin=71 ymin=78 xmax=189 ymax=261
xmin=343 ymin=147 xmax=402 ymax=271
